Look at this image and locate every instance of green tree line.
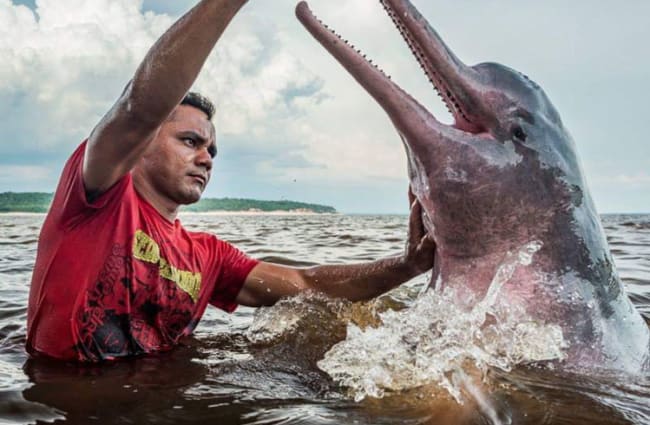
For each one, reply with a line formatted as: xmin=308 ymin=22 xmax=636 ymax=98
xmin=0 ymin=192 xmax=53 ymax=212
xmin=183 ymin=198 xmax=337 ymax=213
xmin=0 ymin=192 xmax=337 ymax=214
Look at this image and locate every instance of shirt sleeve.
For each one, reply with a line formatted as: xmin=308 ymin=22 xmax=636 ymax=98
xmin=54 ymin=141 xmax=130 ymax=228
xmin=209 ymin=240 xmax=259 ymax=313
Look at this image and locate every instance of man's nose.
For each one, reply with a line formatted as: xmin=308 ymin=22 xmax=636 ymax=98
xmin=195 ymin=147 xmax=213 ymax=171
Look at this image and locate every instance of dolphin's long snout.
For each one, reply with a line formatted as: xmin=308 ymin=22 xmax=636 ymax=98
xmin=296 ymin=2 xmax=442 ymax=139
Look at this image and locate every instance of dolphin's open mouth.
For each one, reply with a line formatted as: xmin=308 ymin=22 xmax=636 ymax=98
xmin=377 ymin=0 xmax=472 ymax=126
xmin=295 ymin=0 xmax=484 ymax=138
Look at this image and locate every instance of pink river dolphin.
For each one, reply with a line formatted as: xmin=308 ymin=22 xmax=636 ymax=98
xmin=296 ymin=0 xmax=649 ymax=372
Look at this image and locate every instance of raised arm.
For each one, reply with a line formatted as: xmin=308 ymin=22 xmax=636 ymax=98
xmin=84 ymin=0 xmax=249 ymax=199
xmin=236 ymin=196 xmax=435 ymax=307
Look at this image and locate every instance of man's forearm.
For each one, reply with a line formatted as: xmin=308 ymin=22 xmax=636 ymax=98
xmin=300 ymin=255 xmax=426 ymax=302
xmin=126 ymin=0 xmax=248 ymax=124
xmin=238 ymin=199 xmax=435 ymax=307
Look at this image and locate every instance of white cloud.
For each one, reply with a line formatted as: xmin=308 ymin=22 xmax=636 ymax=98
xmin=0 ymin=0 xmax=323 ymax=151
xmin=0 ymin=0 xmax=167 ymax=149
xmin=0 ymin=0 xmax=403 ymax=193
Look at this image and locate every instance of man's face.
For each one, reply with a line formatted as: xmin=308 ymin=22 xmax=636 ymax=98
xmin=137 ymin=105 xmax=217 ymax=206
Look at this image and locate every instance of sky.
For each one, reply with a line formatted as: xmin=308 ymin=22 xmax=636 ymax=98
xmin=1 ymin=0 xmax=649 ymax=214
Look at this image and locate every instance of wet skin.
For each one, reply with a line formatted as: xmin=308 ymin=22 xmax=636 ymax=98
xmin=296 ymin=0 xmax=649 ymax=371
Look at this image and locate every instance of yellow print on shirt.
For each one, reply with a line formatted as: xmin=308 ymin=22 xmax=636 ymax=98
xmin=132 ymin=230 xmax=201 ymax=302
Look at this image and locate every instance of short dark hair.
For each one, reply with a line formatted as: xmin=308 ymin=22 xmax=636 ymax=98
xmin=181 ymin=92 xmax=215 ymax=121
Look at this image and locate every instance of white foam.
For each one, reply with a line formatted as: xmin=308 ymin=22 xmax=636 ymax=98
xmin=318 ymin=241 xmax=567 ymax=402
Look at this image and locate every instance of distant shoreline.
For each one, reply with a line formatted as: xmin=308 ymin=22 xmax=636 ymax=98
xmin=180 ymin=210 xmax=339 ymax=216
xmin=0 ymin=193 xmax=338 ymax=214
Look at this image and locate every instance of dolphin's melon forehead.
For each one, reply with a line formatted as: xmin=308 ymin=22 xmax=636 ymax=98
xmin=471 ymin=62 xmax=561 ymax=123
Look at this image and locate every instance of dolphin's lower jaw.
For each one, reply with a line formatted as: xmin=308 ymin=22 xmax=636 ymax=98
xmin=297 ymin=0 xmax=650 ymax=371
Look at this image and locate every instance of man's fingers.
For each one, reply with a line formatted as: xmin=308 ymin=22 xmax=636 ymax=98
xmin=419 ymin=232 xmax=436 ymax=250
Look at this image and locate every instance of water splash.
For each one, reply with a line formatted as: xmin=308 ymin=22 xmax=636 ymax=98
xmin=317 ymin=241 xmax=567 ymax=402
xmin=246 ymin=292 xmax=351 ymax=346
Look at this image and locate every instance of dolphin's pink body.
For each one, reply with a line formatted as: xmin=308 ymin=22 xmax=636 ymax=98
xmin=296 ymin=0 xmax=649 ymax=371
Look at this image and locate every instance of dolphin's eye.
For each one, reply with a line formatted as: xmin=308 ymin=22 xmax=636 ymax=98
xmin=512 ymin=125 xmax=527 ymax=142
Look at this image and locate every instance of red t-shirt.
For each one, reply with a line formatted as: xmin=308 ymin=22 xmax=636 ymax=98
xmin=26 ymin=142 xmax=259 ymax=362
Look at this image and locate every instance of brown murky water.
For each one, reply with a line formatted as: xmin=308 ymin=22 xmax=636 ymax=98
xmin=1 ymin=213 xmax=649 ymax=424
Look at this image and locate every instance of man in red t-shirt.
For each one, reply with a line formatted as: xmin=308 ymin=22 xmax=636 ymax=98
xmin=26 ymin=0 xmax=435 ymax=362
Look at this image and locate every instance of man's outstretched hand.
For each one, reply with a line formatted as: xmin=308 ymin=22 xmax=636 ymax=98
xmin=404 ymin=188 xmax=436 ymax=274
xmin=237 ymin=187 xmax=436 ymax=307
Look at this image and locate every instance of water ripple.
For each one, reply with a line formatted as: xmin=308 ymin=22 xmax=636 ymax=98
xmin=0 ymin=213 xmax=647 ymax=425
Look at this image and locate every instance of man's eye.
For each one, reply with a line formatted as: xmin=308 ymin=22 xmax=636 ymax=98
xmin=183 ymin=138 xmax=197 ymax=147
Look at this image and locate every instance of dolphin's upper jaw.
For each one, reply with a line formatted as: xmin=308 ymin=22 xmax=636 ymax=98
xmin=295 ymin=1 xmax=487 ymax=146
xmin=378 ymin=0 xmax=483 ymax=134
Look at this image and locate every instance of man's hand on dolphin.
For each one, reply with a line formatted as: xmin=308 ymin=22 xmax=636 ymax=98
xmin=405 ymin=188 xmax=436 ymax=274
xmin=234 ymin=189 xmax=436 ymax=307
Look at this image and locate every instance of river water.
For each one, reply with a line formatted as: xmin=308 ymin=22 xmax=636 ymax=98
xmin=0 ymin=213 xmax=649 ymax=425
